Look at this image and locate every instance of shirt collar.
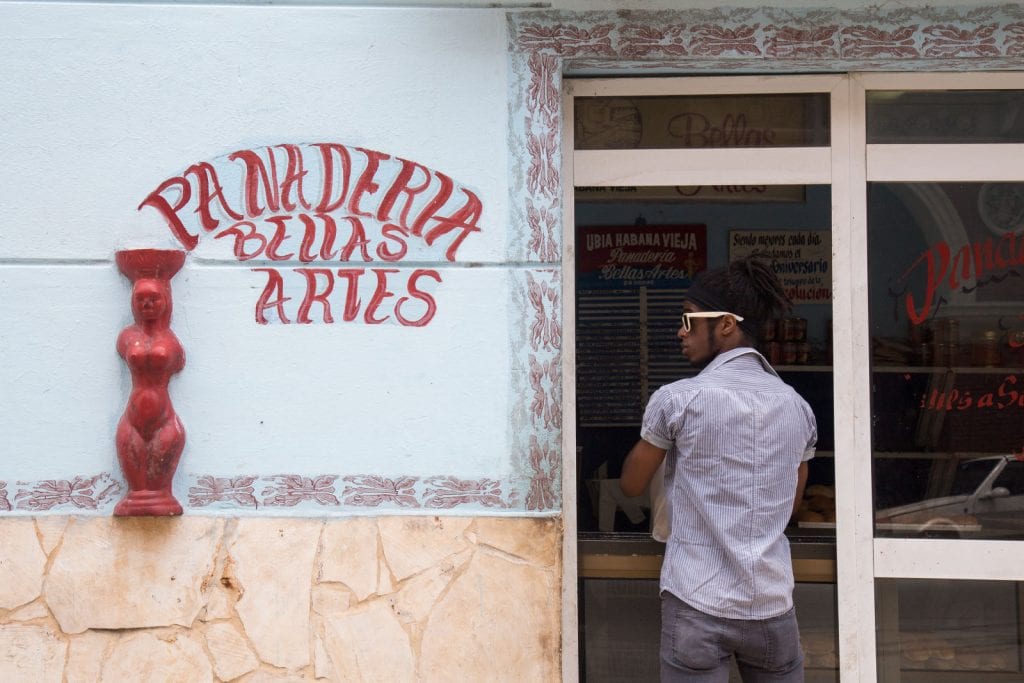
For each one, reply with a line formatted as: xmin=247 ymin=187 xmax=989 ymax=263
xmin=701 ymin=346 xmax=780 ymax=378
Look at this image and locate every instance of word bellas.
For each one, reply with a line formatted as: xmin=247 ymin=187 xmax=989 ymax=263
xmin=139 ymin=143 xmax=481 ymax=261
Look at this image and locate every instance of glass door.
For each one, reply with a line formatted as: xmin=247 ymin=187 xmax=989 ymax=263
xmin=564 ymin=74 xmax=847 ymax=682
xmin=857 ymin=73 xmax=1024 ymax=683
xmin=564 ymin=72 xmax=1024 ymax=683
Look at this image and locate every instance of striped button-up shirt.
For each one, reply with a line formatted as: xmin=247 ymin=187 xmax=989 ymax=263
xmin=641 ymin=347 xmax=817 ymax=620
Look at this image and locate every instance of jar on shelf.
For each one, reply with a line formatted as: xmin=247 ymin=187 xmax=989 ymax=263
xmin=971 ymin=330 xmax=1002 ymax=367
xmin=932 ymin=318 xmax=960 ymax=345
xmin=782 ymin=342 xmax=799 ymax=365
xmin=781 ymin=317 xmax=808 ymax=342
xmin=764 ymin=341 xmax=782 ymax=365
xmin=761 ymin=319 xmax=778 ymax=342
xmin=796 ymin=342 xmax=811 ymax=365
xmin=914 ymin=342 xmax=933 ymax=367
xmin=934 ymin=342 xmax=960 ymax=367
xmin=1006 ymin=329 xmax=1024 ymax=367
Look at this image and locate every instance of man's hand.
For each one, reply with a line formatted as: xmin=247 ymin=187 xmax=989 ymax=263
xmin=620 ymin=439 xmax=667 ymax=497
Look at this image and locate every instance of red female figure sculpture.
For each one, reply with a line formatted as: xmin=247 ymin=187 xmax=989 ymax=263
xmin=114 ymin=249 xmax=187 ymax=516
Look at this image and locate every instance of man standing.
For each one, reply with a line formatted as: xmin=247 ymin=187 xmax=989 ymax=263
xmin=621 ymin=258 xmax=817 ymax=682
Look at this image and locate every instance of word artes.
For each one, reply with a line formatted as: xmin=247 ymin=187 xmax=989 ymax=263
xmin=920 ymin=375 xmax=1024 ymax=412
xmin=253 ymin=267 xmax=440 ymax=326
xmin=901 ymin=232 xmax=1024 ymax=325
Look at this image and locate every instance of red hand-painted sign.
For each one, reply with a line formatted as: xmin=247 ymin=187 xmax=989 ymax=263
xmin=138 ymin=143 xmax=484 ymax=326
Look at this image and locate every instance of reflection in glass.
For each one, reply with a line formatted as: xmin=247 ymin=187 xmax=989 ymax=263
xmin=582 ymin=579 xmax=840 ymax=682
xmin=574 ymin=187 xmax=835 ymax=537
xmin=574 ymin=94 xmax=830 ymax=150
xmin=868 ymin=182 xmax=1024 ymax=539
xmin=867 ymin=90 xmax=1024 ymax=144
xmin=877 ymin=579 xmax=1022 ymax=681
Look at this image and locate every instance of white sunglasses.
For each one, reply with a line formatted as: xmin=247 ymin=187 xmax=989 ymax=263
xmin=680 ymin=311 xmax=745 ymax=333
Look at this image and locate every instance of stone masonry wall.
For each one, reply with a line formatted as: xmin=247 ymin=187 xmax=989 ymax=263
xmin=0 ymin=516 xmax=561 ymax=682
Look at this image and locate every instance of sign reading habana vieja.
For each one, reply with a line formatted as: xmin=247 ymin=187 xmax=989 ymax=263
xmin=138 ymin=143 xmax=484 ymax=326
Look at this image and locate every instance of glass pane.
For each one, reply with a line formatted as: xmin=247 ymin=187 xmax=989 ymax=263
xmin=581 ymin=578 xmax=661 ymax=682
xmin=574 ymin=94 xmax=830 ymax=150
xmin=867 ymin=90 xmax=1024 ymax=144
xmin=877 ymin=579 xmax=1023 ymax=681
xmin=581 ymin=579 xmax=839 ymax=682
xmin=799 ymin=582 xmax=840 ymax=682
xmin=868 ymin=181 xmax=1024 ymax=540
xmin=574 ymin=186 xmax=835 ymax=538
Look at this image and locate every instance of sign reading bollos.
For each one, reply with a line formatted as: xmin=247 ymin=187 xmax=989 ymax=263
xmin=138 ymin=143 xmax=483 ymax=326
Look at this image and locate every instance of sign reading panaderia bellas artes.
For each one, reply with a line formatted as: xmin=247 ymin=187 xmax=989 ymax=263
xmin=138 ymin=143 xmax=483 ymax=325
xmin=577 ymin=225 xmax=707 ymax=289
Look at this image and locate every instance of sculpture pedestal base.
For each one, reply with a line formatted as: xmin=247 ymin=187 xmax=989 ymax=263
xmin=113 ymin=490 xmax=183 ymax=517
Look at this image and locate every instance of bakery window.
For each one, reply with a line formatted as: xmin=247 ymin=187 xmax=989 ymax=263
xmin=867 ymin=181 xmax=1024 ymax=540
xmin=574 ymin=185 xmax=835 ymax=539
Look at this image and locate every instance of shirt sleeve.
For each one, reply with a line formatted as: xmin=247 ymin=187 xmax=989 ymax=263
xmin=801 ymin=398 xmax=818 ymax=462
xmin=640 ymin=387 xmax=675 ymax=450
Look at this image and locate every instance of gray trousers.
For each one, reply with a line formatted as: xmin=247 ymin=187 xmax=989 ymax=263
xmin=660 ymin=591 xmax=804 ymax=683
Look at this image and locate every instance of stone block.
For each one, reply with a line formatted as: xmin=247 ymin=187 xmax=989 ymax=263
xmin=0 ymin=518 xmax=48 ymax=609
xmin=44 ymin=517 xmax=222 ymax=634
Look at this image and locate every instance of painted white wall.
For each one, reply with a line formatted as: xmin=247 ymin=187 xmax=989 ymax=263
xmin=0 ymin=5 xmax=508 ymax=261
xmin=0 ymin=4 xmax=517 ymax=510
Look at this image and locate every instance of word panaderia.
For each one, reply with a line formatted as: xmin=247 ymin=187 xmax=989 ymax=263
xmin=138 ymin=143 xmax=484 ymax=325
xmin=900 ymin=233 xmax=1024 ymax=325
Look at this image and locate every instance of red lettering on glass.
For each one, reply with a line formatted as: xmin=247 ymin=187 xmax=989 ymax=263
xmin=921 ymin=375 xmax=1024 ymax=412
xmin=901 ymin=233 xmax=1024 ymax=324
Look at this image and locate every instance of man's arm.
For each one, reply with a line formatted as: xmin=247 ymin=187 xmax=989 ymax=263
xmin=620 ymin=439 xmax=667 ymax=497
xmin=792 ymin=460 xmax=809 ymax=519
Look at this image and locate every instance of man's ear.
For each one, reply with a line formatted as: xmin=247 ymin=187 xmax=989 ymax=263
xmin=720 ymin=314 xmax=741 ymax=336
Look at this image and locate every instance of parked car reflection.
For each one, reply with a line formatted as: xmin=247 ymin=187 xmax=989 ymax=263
xmin=875 ymin=454 xmax=1024 ymax=538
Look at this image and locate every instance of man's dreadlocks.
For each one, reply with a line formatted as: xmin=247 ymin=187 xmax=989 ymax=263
xmin=686 ymin=258 xmax=792 ymax=342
